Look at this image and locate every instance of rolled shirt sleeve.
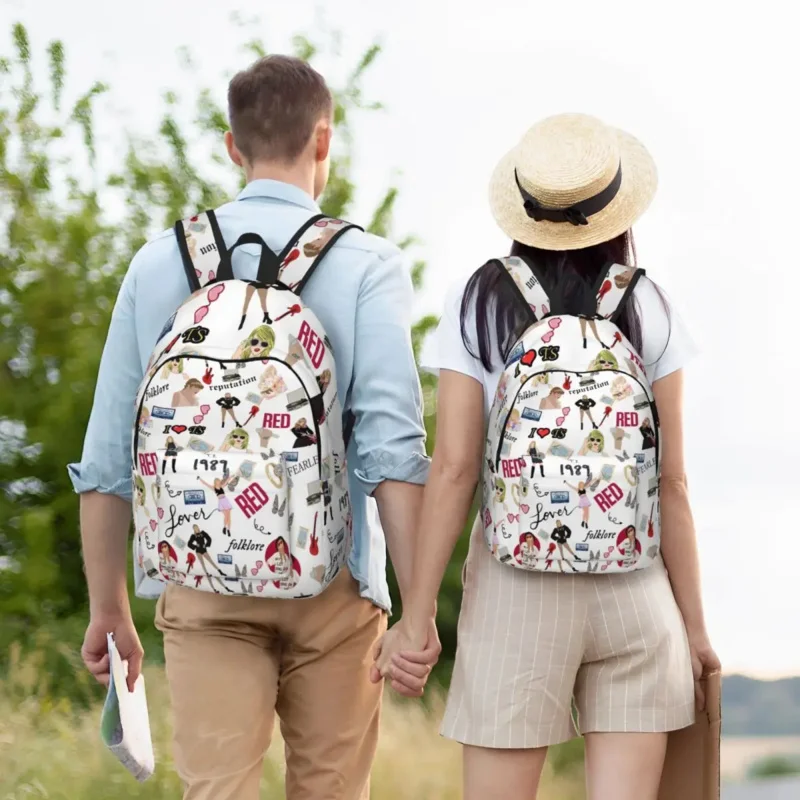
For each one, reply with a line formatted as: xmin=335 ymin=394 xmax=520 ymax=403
xmin=67 ymin=259 xmax=145 ymax=501
xmin=348 ymin=250 xmax=431 ymax=495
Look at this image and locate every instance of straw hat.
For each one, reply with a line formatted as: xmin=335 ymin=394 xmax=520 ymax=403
xmin=489 ymin=113 xmax=657 ymax=251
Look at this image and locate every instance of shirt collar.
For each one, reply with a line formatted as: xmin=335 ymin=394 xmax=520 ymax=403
xmin=236 ymin=179 xmax=320 ymax=212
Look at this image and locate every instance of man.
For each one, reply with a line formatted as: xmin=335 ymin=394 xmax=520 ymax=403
xmin=70 ymin=55 xmax=439 ymax=800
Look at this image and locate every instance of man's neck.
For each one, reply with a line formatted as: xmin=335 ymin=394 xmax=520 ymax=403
xmin=245 ymin=161 xmax=315 ymax=199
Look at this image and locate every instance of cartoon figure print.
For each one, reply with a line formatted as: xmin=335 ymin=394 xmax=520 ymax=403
xmin=610 ymin=375 xmax=633 ymax=402
xmin=494 ymin=371 xmax=511 ymax=408
xmin=514 ymin=532 xmax=540 ymax=568
xmin=564 ymin=478 xmax=592 ymax=528
xmin=616 ymin=525 xmax=641 ymax=566
xmin=578 ymin=429 xmax=608 ymax=457
xmin=234 ymin=325 xmax=276 ymax=360
xmin=587 ymin=350 xmax=619 ymax=372
xmin=162 ymin=436 xmax=179 ymax=474
xmin=158 ymin=541 xmax=179 ymax=581
xmin=216 ymin=393 xmax=241 ymax=427
xmin=197 ymin=474 xmax=234 ymax=535
xmin=161 ymin=358 xmax=188 ymax=381
xmin=265 ymin=536 xmax=301 ymax=590
xmin=574 ymin=396 xmax=597 ymax=430
xmin=639 ymin=416 xmax=657 ymax=450
xmin=316 ymin=369 xmax=332 ymax=395
xmin=172 ymin=377 xmax=204 ymax=407
xmin=134 ymin=475 xmax=149 ymax=516
xmin=259 ymin=364 xmax=287 ymax=400
xmin=238 ymin=284 xmax=272 ymax=330
xmin=579 ymin=317 xmax=609 ymax=350
xmin=187 ymin=524 xmax=231 ymax=593
xmin=220 ymin=427 xmax=251 ymax=453
xmin=303 ymin=227 xmax=337 ymax=259
xmin=292 ymin=418 xmax=317 ymax=448
xmin=539 ymin=385 xmax=565 ymax=410
xmin=549 ymin=520 xmax=581 ymax=569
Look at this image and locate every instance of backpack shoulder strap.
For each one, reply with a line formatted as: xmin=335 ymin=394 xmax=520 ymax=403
xmin=593 ymin=263 xmax=646 ymax=322
xmin=277 ymin=215 xmax=363 ymax=293
xmin=496 ymin=255 xmax=551 ymax=322
xmin=174 ymin=210 xmax=227 ymax=293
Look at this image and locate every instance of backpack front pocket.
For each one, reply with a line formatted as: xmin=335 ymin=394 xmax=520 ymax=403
xmin=139 ymin=449 xmax=300 ymax=595
xmin=487 ymin=454 xmax=642 ymax=572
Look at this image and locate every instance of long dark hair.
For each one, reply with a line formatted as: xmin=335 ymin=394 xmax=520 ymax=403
xmin=460 ymin=230 xmax=664 ymax=371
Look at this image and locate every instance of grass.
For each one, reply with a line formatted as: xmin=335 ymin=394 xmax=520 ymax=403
xmin=0 ymin=646 xmax=585 ymax=799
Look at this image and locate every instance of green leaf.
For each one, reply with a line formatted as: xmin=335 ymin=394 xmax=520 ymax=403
xmin=46 ymin=40 xmax=64 ymax=111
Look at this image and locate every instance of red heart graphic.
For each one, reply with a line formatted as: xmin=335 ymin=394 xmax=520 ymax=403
xmin=172 ymin=425 xmax=187 ymax=434
xmin=520 ymin=349 xmax=537 ymax=367
xmin=149 ymin=519 xmax=157 ymax=531
xmin=157 ymin=508 xmax=164 ymax=519
xmin=251 ymin=567 xmax=259 ymax=576
xmin=537 ymin=428 xmax=551 ymax=438
xmin=520 ymin=503 xmax=530 ymax=513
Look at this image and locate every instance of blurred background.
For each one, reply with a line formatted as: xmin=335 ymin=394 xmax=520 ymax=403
xmin=1 ymin=0 xmax=798 ymax=797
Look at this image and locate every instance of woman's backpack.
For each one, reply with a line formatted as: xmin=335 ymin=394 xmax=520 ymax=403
xmin=483 ymin=256 xmax=661 ymax=574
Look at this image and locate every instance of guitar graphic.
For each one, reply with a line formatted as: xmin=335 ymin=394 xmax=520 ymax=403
xmin=647 ymin=502 xmax=655 ymax=538
xmin=309 ymin=512 xmax=319 ymax=556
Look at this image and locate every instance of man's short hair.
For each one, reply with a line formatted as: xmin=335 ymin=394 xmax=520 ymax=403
xmin=228 ymin=55 xmax=333 ymax=164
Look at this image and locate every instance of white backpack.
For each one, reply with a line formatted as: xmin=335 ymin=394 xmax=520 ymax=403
xmin=483 ymin=256 xmax=661 ymax=574
xmin=132 ymin=210 xmax=359 ymax=598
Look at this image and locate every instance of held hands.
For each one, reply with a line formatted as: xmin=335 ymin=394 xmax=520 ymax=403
xmin=369 ymin=617 xmax=441 ymax=698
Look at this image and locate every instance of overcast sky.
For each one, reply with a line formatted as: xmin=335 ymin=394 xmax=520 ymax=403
xmin=3 ymin=0 xmax=798 ymax=678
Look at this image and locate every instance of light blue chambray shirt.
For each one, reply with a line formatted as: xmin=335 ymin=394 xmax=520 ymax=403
xmin=68 ymin=179 xmax=430 ymax=612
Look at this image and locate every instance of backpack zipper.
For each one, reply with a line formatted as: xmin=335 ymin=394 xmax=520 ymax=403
xmin=495 ymin=368 xmax=659 ymax=471
xmin=133 ymin=354 xmax=323 ymax=469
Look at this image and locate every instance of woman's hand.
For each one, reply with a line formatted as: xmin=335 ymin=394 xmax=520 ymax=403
xmin=370 ymin=617 xmax=440 ymax=698
xmin=687 ymin=629 xmax=721 ymax=710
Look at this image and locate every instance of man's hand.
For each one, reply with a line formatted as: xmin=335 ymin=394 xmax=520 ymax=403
xmin=370 ymin=617 xmax=441 ymax=698
xmin=82 ymin=614 xmax=144 ymax=694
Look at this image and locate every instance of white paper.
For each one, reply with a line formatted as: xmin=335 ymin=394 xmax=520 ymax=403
xmin=99 ymin=632 xmax=155 ymax=782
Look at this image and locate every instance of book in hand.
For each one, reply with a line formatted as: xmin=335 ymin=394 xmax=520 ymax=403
xmin=99 ymin=632 xmax=155 ymax=782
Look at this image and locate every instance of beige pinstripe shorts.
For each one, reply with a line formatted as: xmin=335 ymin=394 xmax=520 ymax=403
xmin=441 ymin=519 xmax=695 ymax=749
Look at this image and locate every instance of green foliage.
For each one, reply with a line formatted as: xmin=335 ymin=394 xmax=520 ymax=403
xmin=747 ymin=754 xmax=800 ymax=780
xmin=0 ymin=21 xmax=454 ymax=697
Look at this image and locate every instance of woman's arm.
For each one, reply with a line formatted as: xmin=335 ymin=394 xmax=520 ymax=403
xmin=654 ymin=369 xmax=720 ymax=703
xmin=374 ymin=370 xmax=484 ymax=676
xmin=654 ymin=370 xmax=704 ymax=628
xmin=405 ymin=370 xmax=485 ymax=630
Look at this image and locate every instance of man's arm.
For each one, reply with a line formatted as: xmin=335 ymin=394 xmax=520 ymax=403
xmin=348 ymin=249 xmax=431 ymax=607
xmin=69 ymin=264 xmax=145 ymax=691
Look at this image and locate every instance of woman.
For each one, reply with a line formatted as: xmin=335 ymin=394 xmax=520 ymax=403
xmin=266 ymin=536 xmax=297 ymax=590
xmin=198 ymin=475 xmax=233 ymax=535
xmin=171 ymin=377 xmax=204 ymax=408
xmin=578 ymin=429 xmax=608 ymax=457
xmin=219 ymin=427 xmax=251 ymax=453
xmin=291 ymin=417 xmax=317 ymax=448
xmin=548 ymin=519 xmax=580 ymax=569
xmin=233 ymin=324 xmax=275 ymax=360
xmin=374 ymin=114 xmax=719 ymax=800
xmin=564 ymin=478 xmax=592 ymax=528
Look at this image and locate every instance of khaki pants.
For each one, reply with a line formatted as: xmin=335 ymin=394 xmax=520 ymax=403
xmin=155 ymin=569 xmax=387 ymax=800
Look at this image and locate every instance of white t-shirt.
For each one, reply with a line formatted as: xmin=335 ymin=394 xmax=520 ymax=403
xmin=421 ymin=271 xmax=698 ymax=416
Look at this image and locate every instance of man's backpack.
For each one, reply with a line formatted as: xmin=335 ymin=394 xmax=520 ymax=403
xmin=132 ymin=211 xmax=360 ymax=598
xmin=482 ymin=256 xmax=661 ymax=574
